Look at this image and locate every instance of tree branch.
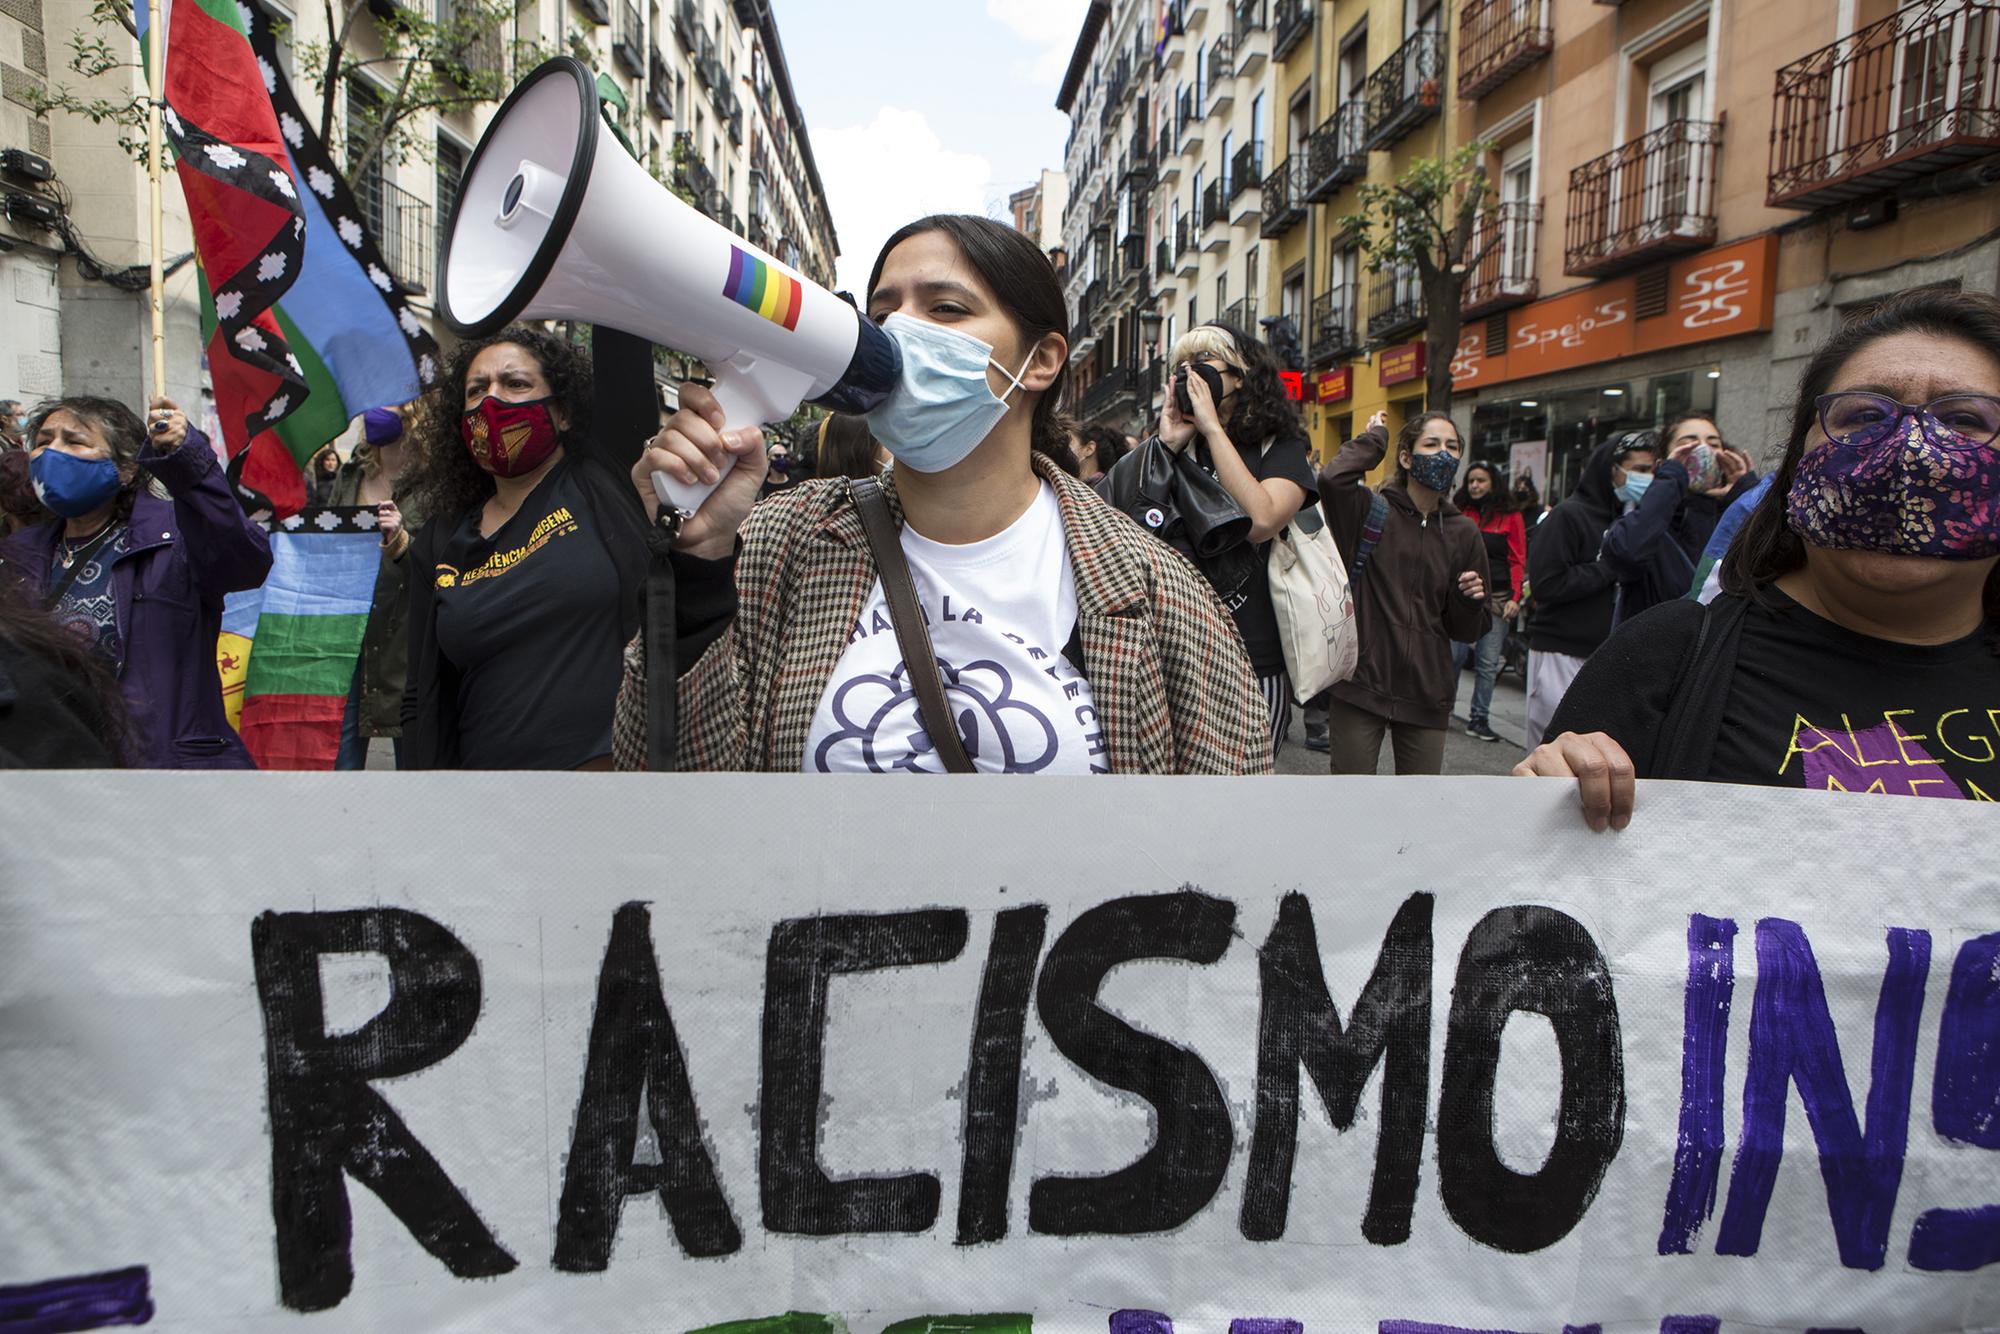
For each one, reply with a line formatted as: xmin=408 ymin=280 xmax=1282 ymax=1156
xmin=350 ymin=52 xmax=417 ymax=179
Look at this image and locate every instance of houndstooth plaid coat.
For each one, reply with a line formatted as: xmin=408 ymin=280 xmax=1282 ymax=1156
xmin=610 ymin=453 xmax=1272 ymax=774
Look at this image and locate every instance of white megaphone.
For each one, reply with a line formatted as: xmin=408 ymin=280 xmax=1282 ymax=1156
xmin=438 ymin=57 xmax=899 ymax=517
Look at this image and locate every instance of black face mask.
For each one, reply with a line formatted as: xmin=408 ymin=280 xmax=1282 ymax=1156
xmin=1173 ymin=362 xmax=1231 ymax=418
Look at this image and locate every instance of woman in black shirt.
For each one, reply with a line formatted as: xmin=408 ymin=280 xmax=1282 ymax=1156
xmin=398 ymin=326 xmax=649 ymax=769
xmin=1516 ymin=287 xmax=2000 ymax=827
xmin=1153 ymin=321 xmax=1319 ymax=758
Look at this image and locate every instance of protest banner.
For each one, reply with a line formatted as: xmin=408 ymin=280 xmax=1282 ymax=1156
xmin=0 ymin=774 xmax=1994 ymax=1333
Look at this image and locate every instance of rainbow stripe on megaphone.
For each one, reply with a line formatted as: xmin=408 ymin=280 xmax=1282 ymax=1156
xmin=723 ymin=245 xmax=804 ymax=332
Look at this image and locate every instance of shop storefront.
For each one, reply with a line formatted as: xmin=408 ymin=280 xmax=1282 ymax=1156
xmin=1300 ymin=342 xmax=1432 ymax=480
xmin=1452 ymin=233 xmax=1777 ymax=502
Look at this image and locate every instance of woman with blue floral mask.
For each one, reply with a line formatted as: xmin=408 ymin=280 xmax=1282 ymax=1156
xmin=1315 ymin=409 xmax=1492 ymax=775
xmin=610 ymin=213 xmax=1270 ymax=774
xmin=0 ymin=394 xmax=272 ymax=767
xmin=1517 ymin=287 xmax=2000 ymax=829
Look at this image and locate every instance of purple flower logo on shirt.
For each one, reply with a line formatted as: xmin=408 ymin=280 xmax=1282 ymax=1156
xmin=812 ymin=656 xmax=1061 ymax=774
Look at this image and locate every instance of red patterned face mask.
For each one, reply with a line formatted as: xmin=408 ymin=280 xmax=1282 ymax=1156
xmin=460 ymin=395 xmax=561 ymax=477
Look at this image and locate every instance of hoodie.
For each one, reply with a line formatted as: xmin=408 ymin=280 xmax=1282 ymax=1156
xmin=1525 ymin=440 xmax=1621 ymax=658
xmin=1318 ymin=425 xmax=1490 ymax=728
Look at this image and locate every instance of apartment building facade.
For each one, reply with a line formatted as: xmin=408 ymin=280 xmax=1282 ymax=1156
xmin=1009 ymin=168 xmax=1069 ymax=262
xmin=16 ymin=0 xmax=835 ymax=416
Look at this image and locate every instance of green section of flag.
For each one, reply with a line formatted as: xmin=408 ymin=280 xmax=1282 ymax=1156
xmin=242 ymin=611 xmax=369 ymax=698
xmin=186 ymin=0 xmax=248 ymax=34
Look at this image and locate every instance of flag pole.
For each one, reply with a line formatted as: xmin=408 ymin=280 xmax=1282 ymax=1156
xmin=144 ymin=0 xmax=167 ymax=400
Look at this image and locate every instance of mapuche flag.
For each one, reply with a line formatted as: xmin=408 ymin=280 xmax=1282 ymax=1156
xmin=217 ymin=508 xmax=383 ymax=769
xmin=137 ymin=0 xmax=312 ymax=497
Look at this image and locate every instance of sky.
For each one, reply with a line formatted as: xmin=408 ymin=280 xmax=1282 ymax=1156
xmin=768 ymin=0 xmax=1090 ymax=293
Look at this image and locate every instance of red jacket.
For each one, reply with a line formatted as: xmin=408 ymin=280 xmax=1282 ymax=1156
xmin=1464 ymin=504 xmax=1526 ymax=602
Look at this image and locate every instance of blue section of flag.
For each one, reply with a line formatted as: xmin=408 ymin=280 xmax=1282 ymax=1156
xmin=260 ymin=529 xmax=381 ymax=618
xmin=221 ymin=584 xmax=263 ymax=638
xmin=288 ymin=175 xmax=424 ymax=412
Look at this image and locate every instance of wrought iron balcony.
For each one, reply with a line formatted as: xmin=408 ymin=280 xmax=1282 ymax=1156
xmin=1229 ymin=139 xmax=1264 ymax=201
xmin=1157 ymin=237 xmax=1174 ymax=277
xmin=1459 ymin=0 xmax=1551 ymax=100
xmin=1304 ymin=99 xmax=1367 ymax=200
xmin=1367 ymin=266 xmax=1424 ymax=342
xmin=673 ymin=0 xmax=697 ymax=50
xmin=1122 ymin=132 xmax=1154 ymax=187
xmin=1768 ymin=0 xmax=2000 ymax=209
xmin=1565 ymin=118 xmax=1722 ymax=277
xmin=1463 ymin=199 xmax=1541 ymax=315
xmin=1084 ymin=277 xmax=1109 ymax=330
xmin=647 ymin=48 xmax=673 ymax=120
xmin=1307 ymin=287 xmax=1359 ymax=368
xmin=674 ymin=132 xmax=716 ymax=214
xmin=1272 ymin=0 xmax=1312 ymax=61
xmin=1364 ymin=28 xmax=1446 ymax=150
xmin=1260 ymin=154 xmax=1307 ymax=237
xmin=1176 ymin=87 xmax=1203 ymax=154
xmin=1175 ymin=216 xmax=1200 ymax=275
xmin=1079 ymin=364 xmax=1140 ymax=422
xmin=694 ymin=30 xmax=715 ymax=85
xmin=613 ymin=0 xmax=644 ymax=74
xmin=1222 ymin=297 xmax=1259 ymax=333
xmin=1208 ymin=34 xmax=1237 ymax=117
xmin=1114 ymin=232 xmax=1147 ymax=291
xmin=1234 ymin=0 xmax=1270 ymax=80
xmin=1200 ymin=177 xmax=1228 ymax=232
xmin=1072 ymin=281 xmax=1101 ymax=345
xmin=378 ymin=178 xmax=432 ymax=295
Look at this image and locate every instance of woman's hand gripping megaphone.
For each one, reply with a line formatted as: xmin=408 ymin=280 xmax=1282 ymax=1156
xmin=633 ymin=382 xmax=768 ymax=558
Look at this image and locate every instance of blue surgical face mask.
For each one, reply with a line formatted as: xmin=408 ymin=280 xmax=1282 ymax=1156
xmin=1405 ymin=447 xmax=1460 ymax=494
xmin=30 ymin=448 xmax=124 ymax=518
xmin=864 ymin=312 xmax=1036 ymax=474
xmin=1615 ymin=470 xmax=1654 ymax=505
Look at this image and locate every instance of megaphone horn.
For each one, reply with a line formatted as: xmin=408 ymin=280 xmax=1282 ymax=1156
xmin=439 ymin=57 xmax=898 ymax=516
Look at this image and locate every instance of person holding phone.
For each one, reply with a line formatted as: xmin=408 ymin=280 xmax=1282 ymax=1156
xmin=1151 ymin=322 xmax=1318 ymax=758
xmin=1516 ymin=287 xmax=2000 ymax=828
xmin=609 ymin=214 xmax=1270 ymax=775
xmin=1317 ymin=410 xmax=1490 ymax=774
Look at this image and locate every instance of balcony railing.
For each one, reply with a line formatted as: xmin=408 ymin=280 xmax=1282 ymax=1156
xmin=378 ymin=178 xmax=432 ymax=294
xmin=673 ymin=0 xmax=697 ymax=49
xmin=1260 ymin=154 xmax=1308 ymax=236
xmin=1079 ymin=365 xmax=1139 ymax=422
xmin=1222 ymin=297 xmax=1259 ymax=333
xmin=1201 ymin=177 xmax=1227 ymax=230
xmin=1464 ymin=199 xmax=1542 ymax=315
xmin=1157 ymin=237 xmax=1174 ymax=277
xmin=1229 ymin=139 xmax=1264 ymax=200
xmin=1084 ymin=277 xmax=1109 ymax=331
xmin=613 ymin=0 xmax=644 ymax=74
xmin=1565 ymin=117 xmax=1722 ymax=276
xmin=1272 ymin=0 xmax=1312 ymax=61
xmin=1176 ymin=87 xmax=1199 ymax=146
xmin=1113 ymin=232 xmax=1147 ymax=290
xmin=1304 ymin=99 xmax=1368 ymax=200
xmin=675 ymin=132 xmax=716 ymax=215
xmin=694 ymin=30 xmax=715 ymax=84
xmin=1367 ymin=266 xmax=1424 ymax=341
xmin=1768 ymin=0 xmax=2000 ymax=209
xmin=1234 ymin=0 xmax=1270 ymax=79
xmin=1122 ymin=132 xmax=1154 ymax=186
xmin=1307 ymin=287 xmax=1359 ymax=367
xmin=647 ymin=48 xmax=673 ymax=119
xmin=1175 ymin=215 xmax=1196 ymax=265
xmin=1364 ymin=27 xmax=1447 ymax=149
xmin=1071 ymin=282 xmax=1099 ymax=345
xmin=1458 ymin=0 xmax=1551 ymax=100
xmin=1209 ymin=33 xmax=1237 ymax=113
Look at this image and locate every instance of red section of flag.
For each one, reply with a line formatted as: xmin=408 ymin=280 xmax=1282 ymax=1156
xmin=204 ymin=318 xmax=304 ymax=514
xmin=238 ymin=692 xmax=347 ymax=770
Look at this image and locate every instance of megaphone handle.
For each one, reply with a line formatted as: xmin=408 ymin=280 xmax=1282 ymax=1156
xmin=647 ymin=369 xmax=804 ymax=518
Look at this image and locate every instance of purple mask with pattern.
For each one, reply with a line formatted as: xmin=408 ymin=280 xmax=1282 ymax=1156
xmin=1786 ymin=417 xmax=2000 ymax=559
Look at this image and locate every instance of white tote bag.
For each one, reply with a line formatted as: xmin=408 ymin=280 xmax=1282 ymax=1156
xmin=1266 ymin=500 xmax=1359 ymax=700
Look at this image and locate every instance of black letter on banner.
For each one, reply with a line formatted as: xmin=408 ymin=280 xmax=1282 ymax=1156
xmin=1028 ymin=890 xmax=1237 ymax=1235
xmin=761 ymin=909 xmax=970 ymax=1234
xmin=1436 ymin=905 xmax=1626 ymax=1252
xmin=553 ymin=903 xmax=743 ymax=1270
xmin=250 ymin=909 xmax=517 ymax=1313
xmin=957 ymin=905 xmax=1050 ymax=1245
xmin=1240 ymin=892 xmax=1433 ymax=1244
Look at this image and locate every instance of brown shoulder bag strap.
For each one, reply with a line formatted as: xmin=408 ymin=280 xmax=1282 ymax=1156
xmin=849 ymin=476 xmax=976 ymax=774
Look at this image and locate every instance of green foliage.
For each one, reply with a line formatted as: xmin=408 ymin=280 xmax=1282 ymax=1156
xmin=1334 ymin=140 xmax=1498 ymax=284
xmin=17 ymin=0 xmax=151 ymax=161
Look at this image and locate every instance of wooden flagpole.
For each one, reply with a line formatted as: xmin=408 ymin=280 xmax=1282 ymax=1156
xmin=145 ymin=0 xmax=167 ymax=399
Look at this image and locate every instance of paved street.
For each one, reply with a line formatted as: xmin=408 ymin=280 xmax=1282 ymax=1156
xmin=1275 ymin=664 xmax=1533 ymax=777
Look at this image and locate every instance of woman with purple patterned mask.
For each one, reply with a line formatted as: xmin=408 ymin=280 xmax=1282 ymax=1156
xmin=1514 ymin=287 xmax=2000 ymax=828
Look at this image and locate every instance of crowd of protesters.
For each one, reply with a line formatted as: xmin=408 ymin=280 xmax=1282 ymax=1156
xmin=0 ymin=220 xmax=1992 ymax=827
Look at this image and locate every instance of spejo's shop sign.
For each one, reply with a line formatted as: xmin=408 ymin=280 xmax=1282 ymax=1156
xmin=1450 ymin=234 xmax=1777 ymax=390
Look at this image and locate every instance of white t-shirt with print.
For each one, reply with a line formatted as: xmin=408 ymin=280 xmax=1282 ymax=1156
xmin=804 ymin=481 xmax=1106 ymax=774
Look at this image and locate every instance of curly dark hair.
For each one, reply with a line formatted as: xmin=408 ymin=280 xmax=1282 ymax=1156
xmin=12 ymin=396 xmax=160 ymax=526
xmin=1180 ymin=320 xmax=1301 ymax=449
xmin=1721 ymin=286 xmax=2000 ymax=646
xmin=399 ymin=326 xmax=593 ymax=526
xmin=1454 ymin=461 xmax=1515 ymax=518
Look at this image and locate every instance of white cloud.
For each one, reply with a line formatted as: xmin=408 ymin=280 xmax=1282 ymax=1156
xmin=814 ymin=107 xmax=994 ymax=294
xmin=987 ymin=0 xmax=1092 ymax=84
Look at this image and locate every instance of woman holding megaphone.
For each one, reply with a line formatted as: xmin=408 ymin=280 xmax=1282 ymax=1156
xmin=611 ymin=213 xmax=1270 ymax=774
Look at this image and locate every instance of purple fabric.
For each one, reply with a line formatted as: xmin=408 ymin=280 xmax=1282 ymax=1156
xmin=0 ymin=427 xmax=272 ymax=768
xmin=362 ymin=406 xmax=404 ymax=446
xmin=1787 ymin=418 xmax=2000 ymax=559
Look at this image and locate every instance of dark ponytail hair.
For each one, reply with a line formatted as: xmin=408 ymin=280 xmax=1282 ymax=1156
xmin=865 ymin=214 xmax=1075 ymax=472
xmin=1720 ymin=286 xmax=2000 ymax=643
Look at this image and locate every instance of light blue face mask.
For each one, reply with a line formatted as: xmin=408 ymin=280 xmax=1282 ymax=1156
xmin=864 ymin=312 xmax=1036 ymax=474
xmin=1615 ymin=470 xmax=1654 ymax=505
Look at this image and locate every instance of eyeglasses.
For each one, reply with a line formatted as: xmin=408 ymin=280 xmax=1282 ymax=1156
xmin=1815 ymin=391 xmax=2000 ymax=450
